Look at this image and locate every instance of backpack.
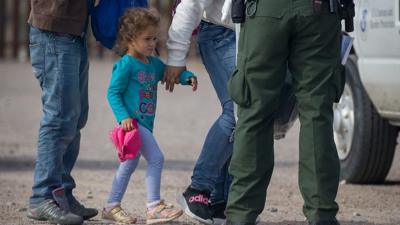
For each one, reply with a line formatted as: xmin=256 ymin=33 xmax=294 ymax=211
xmin=91 ymin=0 xmax=149 ymax=50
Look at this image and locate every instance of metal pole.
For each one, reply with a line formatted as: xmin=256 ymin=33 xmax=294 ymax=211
xmin=0 ymin=0 xmax=6 ymax=58
xmin=26 ymin=0 xmax=31 ymax=59
xmin=12 ymin=0 xmax=20 ymax=59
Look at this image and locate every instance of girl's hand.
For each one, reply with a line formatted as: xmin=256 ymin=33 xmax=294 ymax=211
xmin=121 ymin=118 xmax=135 ymax=131
xmin=189 ymin=77 xmax=198 ymax=91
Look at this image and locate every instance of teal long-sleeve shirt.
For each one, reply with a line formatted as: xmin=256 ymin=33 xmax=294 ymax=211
xmin=107 ymin=54 xmax=195 ymax=132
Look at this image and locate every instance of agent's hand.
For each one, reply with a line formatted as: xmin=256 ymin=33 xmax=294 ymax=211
xmin=121 ymin=118 xmax=135 ymax=131
xmin=188 ymin=77 xmax=198 ymax=91
xmin=163 ymin=65 xmax=186 ymax=92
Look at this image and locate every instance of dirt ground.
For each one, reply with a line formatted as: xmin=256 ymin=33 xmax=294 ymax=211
xmin=1 ymin=59 xmax=399 ymax=225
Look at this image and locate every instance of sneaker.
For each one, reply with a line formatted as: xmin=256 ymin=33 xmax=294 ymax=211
xmin=69 ymin=197 xmax=98 ymax=220
xmin=210 ymin=201 xmax=226 ymax=225
xmin=101 ymin=205 xmax=137 ymax=224
xmin=27 ymin=199 xmax=83 ymax=225
xmin=146 ymin=199 xmax=183 ymax=224
xmin=177 ymin=186 xmax=213 ymax=224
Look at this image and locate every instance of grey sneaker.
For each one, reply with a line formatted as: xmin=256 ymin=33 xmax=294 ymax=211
xmin=69 ymin=198 xmax=98 ymax=220
xmin=27 ymin=199 xmax=83 ymax=225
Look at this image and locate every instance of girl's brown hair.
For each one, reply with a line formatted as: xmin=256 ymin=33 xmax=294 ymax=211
xmin=114 ymin=8 xmax=160 ymax=54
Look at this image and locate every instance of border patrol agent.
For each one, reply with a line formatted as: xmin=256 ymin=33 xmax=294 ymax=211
xmin=226 ymin=0 xmax=344 ymax=224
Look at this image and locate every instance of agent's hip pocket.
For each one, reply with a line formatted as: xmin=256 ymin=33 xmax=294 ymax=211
xmin=228 ymin=68 xmax=251 ymax=107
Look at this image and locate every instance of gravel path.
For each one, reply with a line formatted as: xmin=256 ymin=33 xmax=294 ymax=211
xmin=1 ymin=59 xmax=399 ymax=225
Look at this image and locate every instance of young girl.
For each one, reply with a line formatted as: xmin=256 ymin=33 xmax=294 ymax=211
xmin=102 ymin=8 xmax=197 ymax=224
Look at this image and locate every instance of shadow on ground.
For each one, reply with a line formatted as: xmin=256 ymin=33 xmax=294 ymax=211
xmin=0 ymin=157 xmax=298 ymax=172
xmin=369 ymin=180 xmax=400 ymax=186
xmin=0 ymin=157 xmax=196 ymax=172
xmin=80 ymin=220 xmax=396 ymax=225
xmin=259 ymin=222 xmax=393 ymax=225
xmin=19 ymin=216 xmax=400 ymax=225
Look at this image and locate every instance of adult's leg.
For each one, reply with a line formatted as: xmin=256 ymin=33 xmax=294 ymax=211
xmin=55 ymin=35 xmax=97 ymax=220
xmin=210 ymin=159 xmax=232 ymax=224
xmin=178 ymin=22 xmax=236 ymax=225
xmin=226 ymin=1 xmax=290 ymax=222
xmin=63 ymin=36 xmax=89 ymax=202
xmin=29 ymin=28 xmax=85 ymax=205
xmin=288 ymin=6 xmax=341 ymax=222
xmin=191 ymin=22 xmax=236 ymax=192
xmin=210 ymin=159 xmax=232 ymax=204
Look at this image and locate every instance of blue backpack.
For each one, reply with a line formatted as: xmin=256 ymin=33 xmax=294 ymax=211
xmin=91 ymin=0 xmax=148 ymax=50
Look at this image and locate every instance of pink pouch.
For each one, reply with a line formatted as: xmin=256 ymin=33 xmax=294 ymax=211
xmin=109 ymin=119 xmax=141 ymax=162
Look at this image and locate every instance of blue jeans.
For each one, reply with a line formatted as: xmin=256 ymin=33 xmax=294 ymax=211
xmin=107 ymin=124 xmax=164 ymax=205
xmin=210 ymin=159 xmax=232 ymax=204
xmin=191 ymin=21 xmax=236 ymax=203
xmin=29 ymin=26 xmax=89 ymax=205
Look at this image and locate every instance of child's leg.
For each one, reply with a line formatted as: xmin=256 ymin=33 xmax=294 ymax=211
xmin=138 ymin=125 xmax=183 ymax=224
xmin=106 ymin=156 xmax=140 ymax=208
xmin=102 ymin=158 xmax=139 ymax=224
xmin=137 ymin=124 xmax=164 ymax=204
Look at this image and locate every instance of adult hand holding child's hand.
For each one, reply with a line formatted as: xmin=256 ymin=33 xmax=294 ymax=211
xmin=163 ymin=65 xmax=186 ymax=92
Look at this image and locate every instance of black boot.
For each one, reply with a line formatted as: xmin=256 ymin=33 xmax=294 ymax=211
xmin=308 ymin=219 xmax=340 ymax=225
xmin=224 ymin=220 xmax=256 ymax=225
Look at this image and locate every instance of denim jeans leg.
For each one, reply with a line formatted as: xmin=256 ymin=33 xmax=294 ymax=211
xmin=190 ymin=22 xmax=236 ymax=194
xmin=210 ymin=159 xmax=232 ymax=204
xmin=29 ymin=26 xmax=86 ymax=205
xmin=64 ymin=39 xmax=89 ymax=202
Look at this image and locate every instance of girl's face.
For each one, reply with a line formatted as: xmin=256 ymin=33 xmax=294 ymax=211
xmin=129 ymin=25 xmax=159 ymax=58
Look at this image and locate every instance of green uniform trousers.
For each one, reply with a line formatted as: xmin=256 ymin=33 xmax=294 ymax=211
xmin=226 ymin=0 xmax=343 ymax=223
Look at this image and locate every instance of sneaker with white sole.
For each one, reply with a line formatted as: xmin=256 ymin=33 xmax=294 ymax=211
xmin=146 ymin=200 xmax=183 ymax=224
xmin=177 ymin=186 xmax=213 ymax=224
xmin=27 ymin=199 xmax=83 ymax=225
xmin=101 ymin=205 xmax=137 ymax=224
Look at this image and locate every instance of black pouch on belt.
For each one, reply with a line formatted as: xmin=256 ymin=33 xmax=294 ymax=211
xmin=231 ymin=0 xmax=246 ymax=23
xmin=312 ymin=0 xmax=339 ymax=15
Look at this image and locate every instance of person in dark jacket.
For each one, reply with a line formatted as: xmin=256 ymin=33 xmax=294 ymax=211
xmin=27 ymin=1 xmax=98 ymax=224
